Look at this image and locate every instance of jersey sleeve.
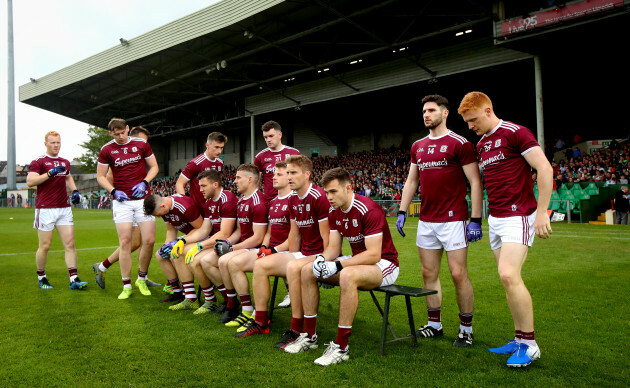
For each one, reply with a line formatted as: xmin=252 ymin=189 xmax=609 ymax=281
xmin=97 ymin=147 xmax=110 ymax=166
xmin=143 ymin=141 xmax=154 ymax=159
xmin=457 ymin=141 xmax=478 ymax=166
xmin=363 ymin=207 xmax=385 ymax=238
xmin=222 ymin=195 xmax=238 ymax=219
xmin=254 ymin=154 xmax=263 ymax=173
xmin=515 ymin=127 xmax=540 ymax=155
xmin=289 ymin=196 xmax=297 ymax=221
xmin=315 ymin=193 xmax=329 ymax=222
xmin=253 ymin=202 xmax=269 ymax=224
xmin=29 ymin=159 xmax=43 ymax=175
xmin=180 ymin=160 xmax=197 ymax=181
xmin=185 ymin=202 xmax=201 ymax=222
xmin=328 ymin=209 xmax=338 ymax=232
xmin=410 ymin=142 xmax=419 ymax=165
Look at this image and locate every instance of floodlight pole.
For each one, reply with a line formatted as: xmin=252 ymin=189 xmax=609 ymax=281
xmin=250 ymin=115 xmax=255 ymax=163
xmin=7 ymin=0 xmax=17 ymax=190
xmin=534 ymin=55 xmax=545 ymax=148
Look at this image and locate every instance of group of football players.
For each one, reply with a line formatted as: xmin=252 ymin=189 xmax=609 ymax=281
xmin=29 ymin=92 xmax=552 ymax=367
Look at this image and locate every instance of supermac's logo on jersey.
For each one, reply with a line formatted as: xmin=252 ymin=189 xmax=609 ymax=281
xmin=495 ymin=139 xmax=501 ymax=148
xmin=440 ymin=145 xmax=448 ymax=152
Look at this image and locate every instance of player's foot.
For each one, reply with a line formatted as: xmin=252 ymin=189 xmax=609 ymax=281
xmin=277 ymin=293 xmax=291 ymax=308
xmin=193 ymin=301 xmax=219 ymax=315
xmin=118 ymin=288 xmax=133 ymax=300
xmin=506 ymin=343 xmax=540 ymax=368
xmin=160 ymin=291 xmax=184 ymax=303
xmin=213 ymin=302 xmax=227 ymax=315
xmin=163 ymin=284 xmax=175 ymax=294
xmin=92 ymin=263 xmax=105 ymax=289
xmin=235 ymin=318 xmax=270 ymax=338
xmin=169 ymin=299 xmax=199 ymax=311
xmin=38 ymin=277 xmax=53 ymax=289
xmin=145 ymin=279 xmax=162 ymax=287
xmin=135 ymin=279 xmax=151 ymax=296
xmin=225 ymin=310 xmax=253 ymax=327
xmin=274 ymin=330 xmax=300 ymax=349
xmin=489 ymin=339 xmax=520 ymax=354
xmin=453 ymin=330 xmax=473 ymax=347
xmin=69 ymin=277 xmax=88 ymax=290
xmin=415 ymin=324 xmax=443 ymax=338
xmin=284 ymin=333 xmax=318 ymax=354
xmin=314 ymin=342 xmax=350 ymax=366
xmin=219 ymin=307 xmax=241 ymax=324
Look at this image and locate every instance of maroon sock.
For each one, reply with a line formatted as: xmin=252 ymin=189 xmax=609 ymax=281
xmin=138 ymin=270 xmax=147 ymax=279
xmin=167 ymin=278 xmax=181 ymax=293
xmin=428 ymin=307 xmax=441 ymax=325
xmin=255 ymin=310 xmax=268 ymax=327
xmin=290 ymin=317 xmax=304 ymax=333
xmin=239 ymin=293 xmax=252 ymax=308
xmin=515 ymin=330 xmax=523 ymax=339
xmin=520 ymin=331 xmax=535 ymax=341
xmin=102 ymin=258 xmax=112 ymax=269
xmin=203 ymin=286 xmax=217 ymax=302
xmin=459 ymin=312 xmax=473 ymax=328
xmin=122 ymin=278 xmax=131 ymax=287
xmin=37 ymin=269 xmax=45 ymax=278
xmin=226 ymin=289 xmax=237 ymax=309
xmin=304 ymin=315 xmax=317 ymax=339
xmin=217 ymin=285 xmax=228 ymax=301
xmin=335 ymin=326 xmax=352 ymax=350
xmin=182 ymin=281 xmax=196 ymax=301
xmin=68 ymin=267 xmax=78 ymax=278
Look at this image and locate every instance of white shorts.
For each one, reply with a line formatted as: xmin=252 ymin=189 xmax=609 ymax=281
xmin=33 ymin=207 xmax=73 ymax=232
xmin=337 ymin=255 xmax=399 ymax=287
xmin=112 ymin=199 xmax=155 ymax=224
xmin=291 ymin=251 xmax=320 ymax=260
xmin=416 ymin=220 xmax=468 ymax=252
xmin=488 ymin=211 xmax=536 ymax=250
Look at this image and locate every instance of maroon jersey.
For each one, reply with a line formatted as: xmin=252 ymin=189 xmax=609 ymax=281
xmin=289 ymin=184 xmax=329 ymax=256
xmin=254 ymin=146 xmax=300 ymax=201
xmin=204 ymin=188 xmax=238 ymax=235
xmin=268 ymin=192 xmax=292 ymax=247
xmin=410 ymin=131 xmax=477 ymax=222
xmin=98 ymin=137 xmax=154 ymax=199
xmin=237 ymin=190 xmax=268 ymax=242
xmin=477 ymin=120 xmax=539 ymax=217
xmin=162 ymin=194 xmax=201 ymax=234
xmin=180 ymin=153 xmax=224 ymax=208
xmin=29 ymin=154 xmax=71 ymax=209
xmin=329 ymin=194 xmax=399 ymax=266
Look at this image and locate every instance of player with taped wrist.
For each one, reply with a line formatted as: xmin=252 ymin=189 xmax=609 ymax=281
xmin=96 ymin=119 xmax=158 ymax=300
xmin=397 ymin=95 xmax=482 ymax=348
xmin=459 ymin=91 xmax=552 ymax=367
xmin=291 ymin=167 xmax=399 ymax=365
xmin=28 ymin=131 xmax=87 ymax=290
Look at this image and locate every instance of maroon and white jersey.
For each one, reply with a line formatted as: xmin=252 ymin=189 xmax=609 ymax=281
xmin=29 ymin=154 xmax=71 ymax=209
xmin=268 ymin=192 xmax=292 ymax=247
xmin=162 ymin=194 xmax=201 ymax=234
xmin=477 ymin=120 xmax=539 ymax=217
xmin=203 ymin=188 xmax=238 ymax=235
xmin=180 ymin=153 xmax=224 ymax=209
xmin=410 ymin=131 xmax=477 ymax=222
xmin=98 ymin=137 xmax=154 ymax=200
xmin=237 ymin=190 xmax=268 ymax=242
xmin=289 ymin=183 xmax=329 ymax=256
xmin=329 ymin=194 xmax=399 ymax=266
xmin=254 ymin=146 xmax=300 ymax=201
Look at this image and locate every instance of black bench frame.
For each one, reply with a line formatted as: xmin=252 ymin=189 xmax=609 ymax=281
xmin=268 ymin=277 xmax=437 ymax=355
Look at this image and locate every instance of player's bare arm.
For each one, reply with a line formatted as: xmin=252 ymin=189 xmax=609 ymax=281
xmin=287 ymin=220 xmax=301 ymax=253
xmin=319 ymin=219 xmax=330 ymax=251
xmin=204 ymin=218 xmax=236 ymax=249
xmin=179 ymin=218 xmax=213 ymax=246
xmin=524 ymin=147 xmax=553 ymax=239
xmin=143 ymin=155 xmax=159 ymax=184
xmin=96 ymin=163 xmax=114 ymax=193
xmin=175 ymin=174 xmax=189 ymax=196
xmin=399 ymin=163 xmax=420 ymax=211
xmin=462 ymin=162 xmax=483 ymax=218
xmin=233 ymin=223 xmax=267 ymax=250
xmin=26 ymin=171 xmax=50 ymax=187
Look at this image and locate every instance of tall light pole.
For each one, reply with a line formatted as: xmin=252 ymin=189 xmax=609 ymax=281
xmin=7 ymin=0 xmax=17 ymax=190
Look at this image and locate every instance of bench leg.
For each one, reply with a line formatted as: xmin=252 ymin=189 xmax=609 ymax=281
xmin=268 ymin=276 xmax=279 ymax=323
xmin=380 ymin=293 xmax=391 ymax=356
xmin=405 ymin=295 xmax=417 ymax=347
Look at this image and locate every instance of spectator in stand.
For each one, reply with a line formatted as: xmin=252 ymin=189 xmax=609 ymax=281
xmin=555 ymin=138 xmax=566 ymax=150
xmin=614 ymin=186 xmax=629 ymax=224
xmin=620 ymin=175 xmax=629 ymax=185
xmin=573 ymin=147 xmax=582 ymax=158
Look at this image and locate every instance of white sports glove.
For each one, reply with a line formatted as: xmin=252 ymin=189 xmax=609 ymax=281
xmin=312 ymin=255 xmax=343 ymax=279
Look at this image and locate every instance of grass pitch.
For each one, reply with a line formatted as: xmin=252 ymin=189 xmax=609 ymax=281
xmin=0 ymin=208 xmax=628 ymax=387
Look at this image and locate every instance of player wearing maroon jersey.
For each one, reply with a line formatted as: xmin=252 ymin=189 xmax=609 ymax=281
xmin=96 ymin=118 xmax=159 ymax=300
xmin=143 ymin=194 xmax=204 ymax=304
xmin=397 ymin=95 xmax=483 ymax=348
xmin=288 ymin=167 xmax=400 ymax=365
xmin=93 ymin=127 xmax=161 ymax=290
xmin=204 ymin=164 xmax=269 ymax=326
xmin=254 ymin=120 xmax=301 ymax=202
xmin=175 ymin=132 xmax=226 ymax=210
xmin=237 ymin=155 xmax=329 ymax=350
xmin=459 ymin=91 xmax=552 ymax=368
xmin=169 ymin=170 xmax=237 ymax=312
xmin=27 ymin=131 xmax=87 ymax=290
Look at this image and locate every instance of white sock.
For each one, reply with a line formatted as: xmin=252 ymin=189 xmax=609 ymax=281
xmin=428 ymin=321 xmax=442 ymax=330
xmin=98 ymin=263 xmax=107 ymax=272
xmin=460 ymin=325 xmax=473 ymax=333
xmin=70 ymin=275 xmax=78 ymax=282
xmin=38 ymin=275 xmax=46 ymax=281
xmin=242 ymin=305 xmax=254 ymax=312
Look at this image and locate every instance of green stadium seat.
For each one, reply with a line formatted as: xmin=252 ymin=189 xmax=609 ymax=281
xmin=586 ymin=182 xmax=600 ymax=195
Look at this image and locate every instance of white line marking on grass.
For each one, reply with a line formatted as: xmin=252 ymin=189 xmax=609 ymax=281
xmin=0 ymin=246 xmax=119 ymax=257
xmin=551 ymin=235 xmax=630 ymax=240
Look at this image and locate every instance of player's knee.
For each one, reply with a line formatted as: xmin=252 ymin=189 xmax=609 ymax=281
xmin=218 ymin=256 xmax=230 ymax=271
xmin=300 ymin=262 xmax=316 ymax=281
xmin=421 ymin=265 xmax=439 ymax=281
xmin=450 ymin=267 xmax=469 ymax=286
xmin=39 ymin=239 xmax=52 ymax=252
xmin=286 ymin=260 xmax=301 ymax=279
xmin=339 ymin=268 xmax=358 ymax=289
xmin=498 ymin=267 xmax=521 ymax=288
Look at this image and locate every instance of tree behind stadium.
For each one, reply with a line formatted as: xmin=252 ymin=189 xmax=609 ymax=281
xmin=77 ymin=126 xmax=110 ymax=172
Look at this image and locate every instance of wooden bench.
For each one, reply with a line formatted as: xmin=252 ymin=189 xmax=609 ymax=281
xmin=268 ymin=277 xmax=437 ymax=356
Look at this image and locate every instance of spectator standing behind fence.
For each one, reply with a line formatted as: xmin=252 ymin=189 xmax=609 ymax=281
xmin=614 ymin=186 xmax=629 ymax=225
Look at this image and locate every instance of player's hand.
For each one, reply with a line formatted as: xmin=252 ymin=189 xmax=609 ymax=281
xmin=71 ymin=190 xmax=81 ymax=205
xmin=158 ymin=240 xmax=177 ymax=259
xmin=466 ymin=220 xmax=482 ymax=243
xmin=185 ymin=243 xmax=203 ymax=265
xmin=131 ymin=180 xmax=148 ymax=198
xmin=47 ymin=165 xmax=66 ymax=177
xmin=214 ymin=239 xmax=232 ymax=256
xmin=257 ymin=245 xmax=277 ymax=259
xmin=534 ymin=211 xmax=552 ymax=239
xmin=112 ymin=189 xmax=130 ymax=202
xmin=396 ymin=211 xmax=406 ymax=237
xmin=171 ymin=237 xmax=187 ymax=259
xmin=313 ymin=255 xmax=342 ymax=279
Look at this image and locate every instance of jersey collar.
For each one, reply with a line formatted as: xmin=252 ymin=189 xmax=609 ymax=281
xmin=428 ymin=130 xmax=451 ymax=140
xmin=483 ymin=119 xmax=503 ymax=138
xmin=45 ymin=153 xmax=60 ymax=159
xmin=212 ymin=188 xmax=224 ymax=202
xmin=242 ymin=189 xmax=259 ymax=200
xmin=270 ymin=145 xmax=286 ymax=152
xmin=297 ymin=183 xmax=313 ymax=200
xmin=341 ymin=193 xmax=356 ymax=213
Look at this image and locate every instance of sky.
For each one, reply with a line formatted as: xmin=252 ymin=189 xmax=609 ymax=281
xmin=0 ymin=0 xmax=219 ymax=165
